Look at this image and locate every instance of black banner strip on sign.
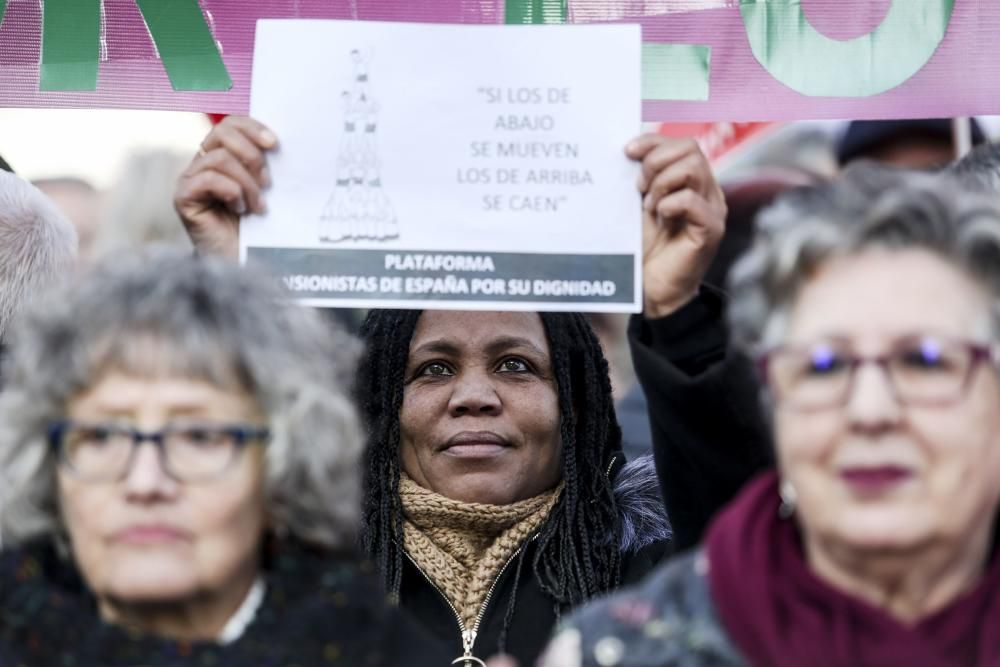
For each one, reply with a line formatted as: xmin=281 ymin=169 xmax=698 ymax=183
xmin=246 ymin=248 xmax=633 ymax=304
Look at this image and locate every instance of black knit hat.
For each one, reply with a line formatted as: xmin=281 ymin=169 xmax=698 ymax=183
xmin=837 ymin=118 xmax=986 ymax=166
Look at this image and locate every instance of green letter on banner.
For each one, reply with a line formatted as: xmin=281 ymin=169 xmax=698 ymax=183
xmin=740 ymin=0 xmax=955 ymax=97
xmin=643 ymin=43 xmax=712 ymax=101
xmin=36 ymin=0 xmax=230 ymax=92
xmin=40 ymin=0 xmax=101 ymax=91
xmin=135 ymin=0 xmax=232 ymax=91
xmin=505 ymin=0 xmax=567 ymax=24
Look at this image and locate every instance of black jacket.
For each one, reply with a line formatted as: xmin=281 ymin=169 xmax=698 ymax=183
xmin=401 ymin=455 xmax=671 ymax=667
xmin=629 ymin=287 xmax=774 ymax=551
xmin=0 ymin=538 xmax=450 ymax=667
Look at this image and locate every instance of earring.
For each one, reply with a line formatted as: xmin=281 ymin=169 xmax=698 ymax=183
xmin=778 ymin=479 xmax=797 ymax=520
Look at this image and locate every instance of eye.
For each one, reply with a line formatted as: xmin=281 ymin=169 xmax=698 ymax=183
xmin=804 ymin=346 xmax=848 ymax=376
xmin=181 ymin=427 xmax=226 ymax=446
xmin=418 ymin=361 xmax=454 ymax=377
xmin=497 ymin=357 xmax=530 ymax=373
xmin=176 ymin=426 xmax=233 ymax=449
xmin=62 ymin=424 xmax=128 ymax=454
xmin=898 ymin=339 xmax=952 ymax=372
xmin=75 ymin=425 xmax=115 ymax=445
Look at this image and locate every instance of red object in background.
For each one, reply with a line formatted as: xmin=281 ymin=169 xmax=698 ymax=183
xmin=207 ymin=113 xmax=227 ymax=125
xmin=658 ymin=122 xmax=780 ymax=167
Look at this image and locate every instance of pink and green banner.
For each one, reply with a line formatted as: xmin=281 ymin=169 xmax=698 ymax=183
xmin=1 ymin=0 xmax=998 ymax=121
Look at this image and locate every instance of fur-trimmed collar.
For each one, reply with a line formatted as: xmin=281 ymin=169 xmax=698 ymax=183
xmin=612 ymin=454 xmax=672 ymax=553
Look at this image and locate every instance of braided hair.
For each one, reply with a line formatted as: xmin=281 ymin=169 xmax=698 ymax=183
xmin=356 ymin=309 xmax=623 ymax=608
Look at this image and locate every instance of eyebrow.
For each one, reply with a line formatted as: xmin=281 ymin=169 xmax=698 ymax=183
xmin=78 ymin=398 xmax=224 ymax=417
xmin=409 ymin=336 xmax=548 ymax=360
xmin=484 ymin=336 xmax=548 ymax=359
xmin=410 ymin=340 xmax=463 ymax=358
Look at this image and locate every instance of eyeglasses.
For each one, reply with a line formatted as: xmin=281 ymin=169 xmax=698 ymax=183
xmin=47 ymin=421 xmax=271 ymax=483
xmin=756 ymin=335 xmax=997 ymax=412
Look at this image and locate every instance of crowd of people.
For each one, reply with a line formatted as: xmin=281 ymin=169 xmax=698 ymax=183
xmin=0 ymin=114 xmax=999 ymax=667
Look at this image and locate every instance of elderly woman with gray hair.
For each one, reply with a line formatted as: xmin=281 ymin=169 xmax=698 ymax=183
xmin=0 ymin=250 xmax=447 ymax=666
xmin=542 ymin=166 xmax=1000 ymax=667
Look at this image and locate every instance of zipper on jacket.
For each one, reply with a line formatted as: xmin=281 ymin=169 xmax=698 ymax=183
xmin=404 ymin=537 xmax=533 ymax=667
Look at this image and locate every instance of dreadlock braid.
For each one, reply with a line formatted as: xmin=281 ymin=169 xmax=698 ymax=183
xmin=356 ymin=309 xmax=623 ymax=607
xmin=532 ymin=312 xmax=622 ymax=605
xmin=356 ymin=308 xmax=422 ymax=598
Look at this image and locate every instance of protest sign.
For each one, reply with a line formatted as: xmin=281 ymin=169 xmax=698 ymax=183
xmin=239 ymin=20 xmax=642 ymax=312
xmin=2 ymin=1 xmax=999 ymax=123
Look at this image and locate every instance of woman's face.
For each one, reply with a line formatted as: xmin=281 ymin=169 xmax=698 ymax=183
xmin=775 ymin=249 xmax=1000 ymax=555
xmin=58 ymin=371 xmax=267 ymax=616
xmin=399 ymin=310 xmax=563 ymax=505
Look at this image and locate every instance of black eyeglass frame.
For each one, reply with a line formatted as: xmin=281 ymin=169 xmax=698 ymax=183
xmin=47 ymin=420 xmax=271 ymax=483
xmin=755 ymin=336 xmax=998 ymax=412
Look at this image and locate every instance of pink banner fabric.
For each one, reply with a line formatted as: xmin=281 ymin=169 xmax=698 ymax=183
xmin=1 ymin=0 xmax=999 ymax=121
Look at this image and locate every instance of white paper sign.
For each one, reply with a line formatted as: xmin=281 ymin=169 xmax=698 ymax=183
xmin=241 ymin=19 xmax=641 ymax=312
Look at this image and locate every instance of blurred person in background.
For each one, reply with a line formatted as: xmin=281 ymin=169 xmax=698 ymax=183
xmin=92 ymin=150 xmax=192 ymax=260
xmin=545 ymin=167 xmax=1000 ymax=667
xmin=699 ymin=118 xmax=986 ymax=293
xmin=32 ymin=177 xmax=100 ymax=261
xmin=949 ymin=140 xmax=1000 ymax=194
xmin=0 ymin=170 xmax=77 ymax=345
xmin=837 ymin=118 xmax=985 ymax=170
xmin=0 ymin=250 xmax=447 ymax=666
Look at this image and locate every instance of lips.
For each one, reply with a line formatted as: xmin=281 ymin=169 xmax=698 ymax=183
xmin=839 ymin=466 xmax=913 ymax=495
xmin=440 ymin=431 xmax=512 ymax=458
xmin=114 ymin=524 xmax=191 ymax=545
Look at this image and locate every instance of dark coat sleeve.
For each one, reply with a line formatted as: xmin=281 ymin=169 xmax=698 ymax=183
xmin=628 ymin=286 xmax=774 ymax=552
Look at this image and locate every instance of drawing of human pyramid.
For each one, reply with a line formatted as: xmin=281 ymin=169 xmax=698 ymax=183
xmin=320 ymin=49 xmax=399 ymax=242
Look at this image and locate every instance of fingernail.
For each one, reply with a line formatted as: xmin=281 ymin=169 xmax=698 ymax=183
xmin=260 ymin=167 xmax=271 ymax=188
xmin=257 ymin=198 xmax=268 ymax=214
xmin=626 ymin=140 xmax=638 ymax=154
xmin=643 ymin=194 xmax=653 ymax=211
xmin=260 ymin=129 xmax=278 ymax=147
xmin=636 ymin=175 xmax=647 ymax=192
xmin=235 ymin=199 xmax=247 ymax=215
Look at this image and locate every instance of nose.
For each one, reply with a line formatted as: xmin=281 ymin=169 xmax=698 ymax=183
xmin=844 ymin=362 xmax=903 ymax=433
xmin=447 ymin=368 xmax=502 ymax=417
xmin=123 ymin=441 xmax=179 ymax=500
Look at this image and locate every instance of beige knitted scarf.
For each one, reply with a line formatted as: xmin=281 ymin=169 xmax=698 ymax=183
xmin=400 ymin=473 xmax=564 ymax=629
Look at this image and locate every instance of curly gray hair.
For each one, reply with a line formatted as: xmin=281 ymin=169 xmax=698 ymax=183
xmin=0 ymin=170 xmax=77 ymax=340
xmin=728 ymin=163 xmax=1000 ymax=352
xmin=0 ymin=248 xmax=363 ymax=551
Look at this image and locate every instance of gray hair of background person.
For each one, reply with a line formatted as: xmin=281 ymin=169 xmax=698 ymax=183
xmin=948 ymin=141 xmax=1000 ymax=195
xmin=0 ymin=249 xmax=363 ymax=551
xmin=92 ymin=150 xmax=193 ymax=259
xmin=0 ymin=170 xmax=77 ymax=340
xmin=728 ymin=163 xmax=1000 ymax=351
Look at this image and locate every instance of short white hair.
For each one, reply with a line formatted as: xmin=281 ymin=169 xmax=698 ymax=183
xmin=0 ymin=171 xmax=77 ymax=339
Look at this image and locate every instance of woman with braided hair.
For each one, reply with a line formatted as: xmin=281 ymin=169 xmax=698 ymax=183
xmin=357 ymin=308 xmax=656 ymax=665
xmin=175 ymin=119 xmax=749 ymax=665
xmin=347 ymin=131 xmax=736 ymax=666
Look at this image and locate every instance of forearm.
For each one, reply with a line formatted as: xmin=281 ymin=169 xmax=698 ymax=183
xmin=629 ymin=287 xmax=774 ymax=551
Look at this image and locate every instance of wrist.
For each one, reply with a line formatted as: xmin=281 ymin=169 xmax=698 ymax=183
xmin=644 ymin=287 xmax=699 ymax=319
xmin=642 ymin=287 xmax=698 ymax=320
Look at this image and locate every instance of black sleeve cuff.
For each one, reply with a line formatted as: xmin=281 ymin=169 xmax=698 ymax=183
xmin=628 ymin=285 xmax=728 ymax=376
